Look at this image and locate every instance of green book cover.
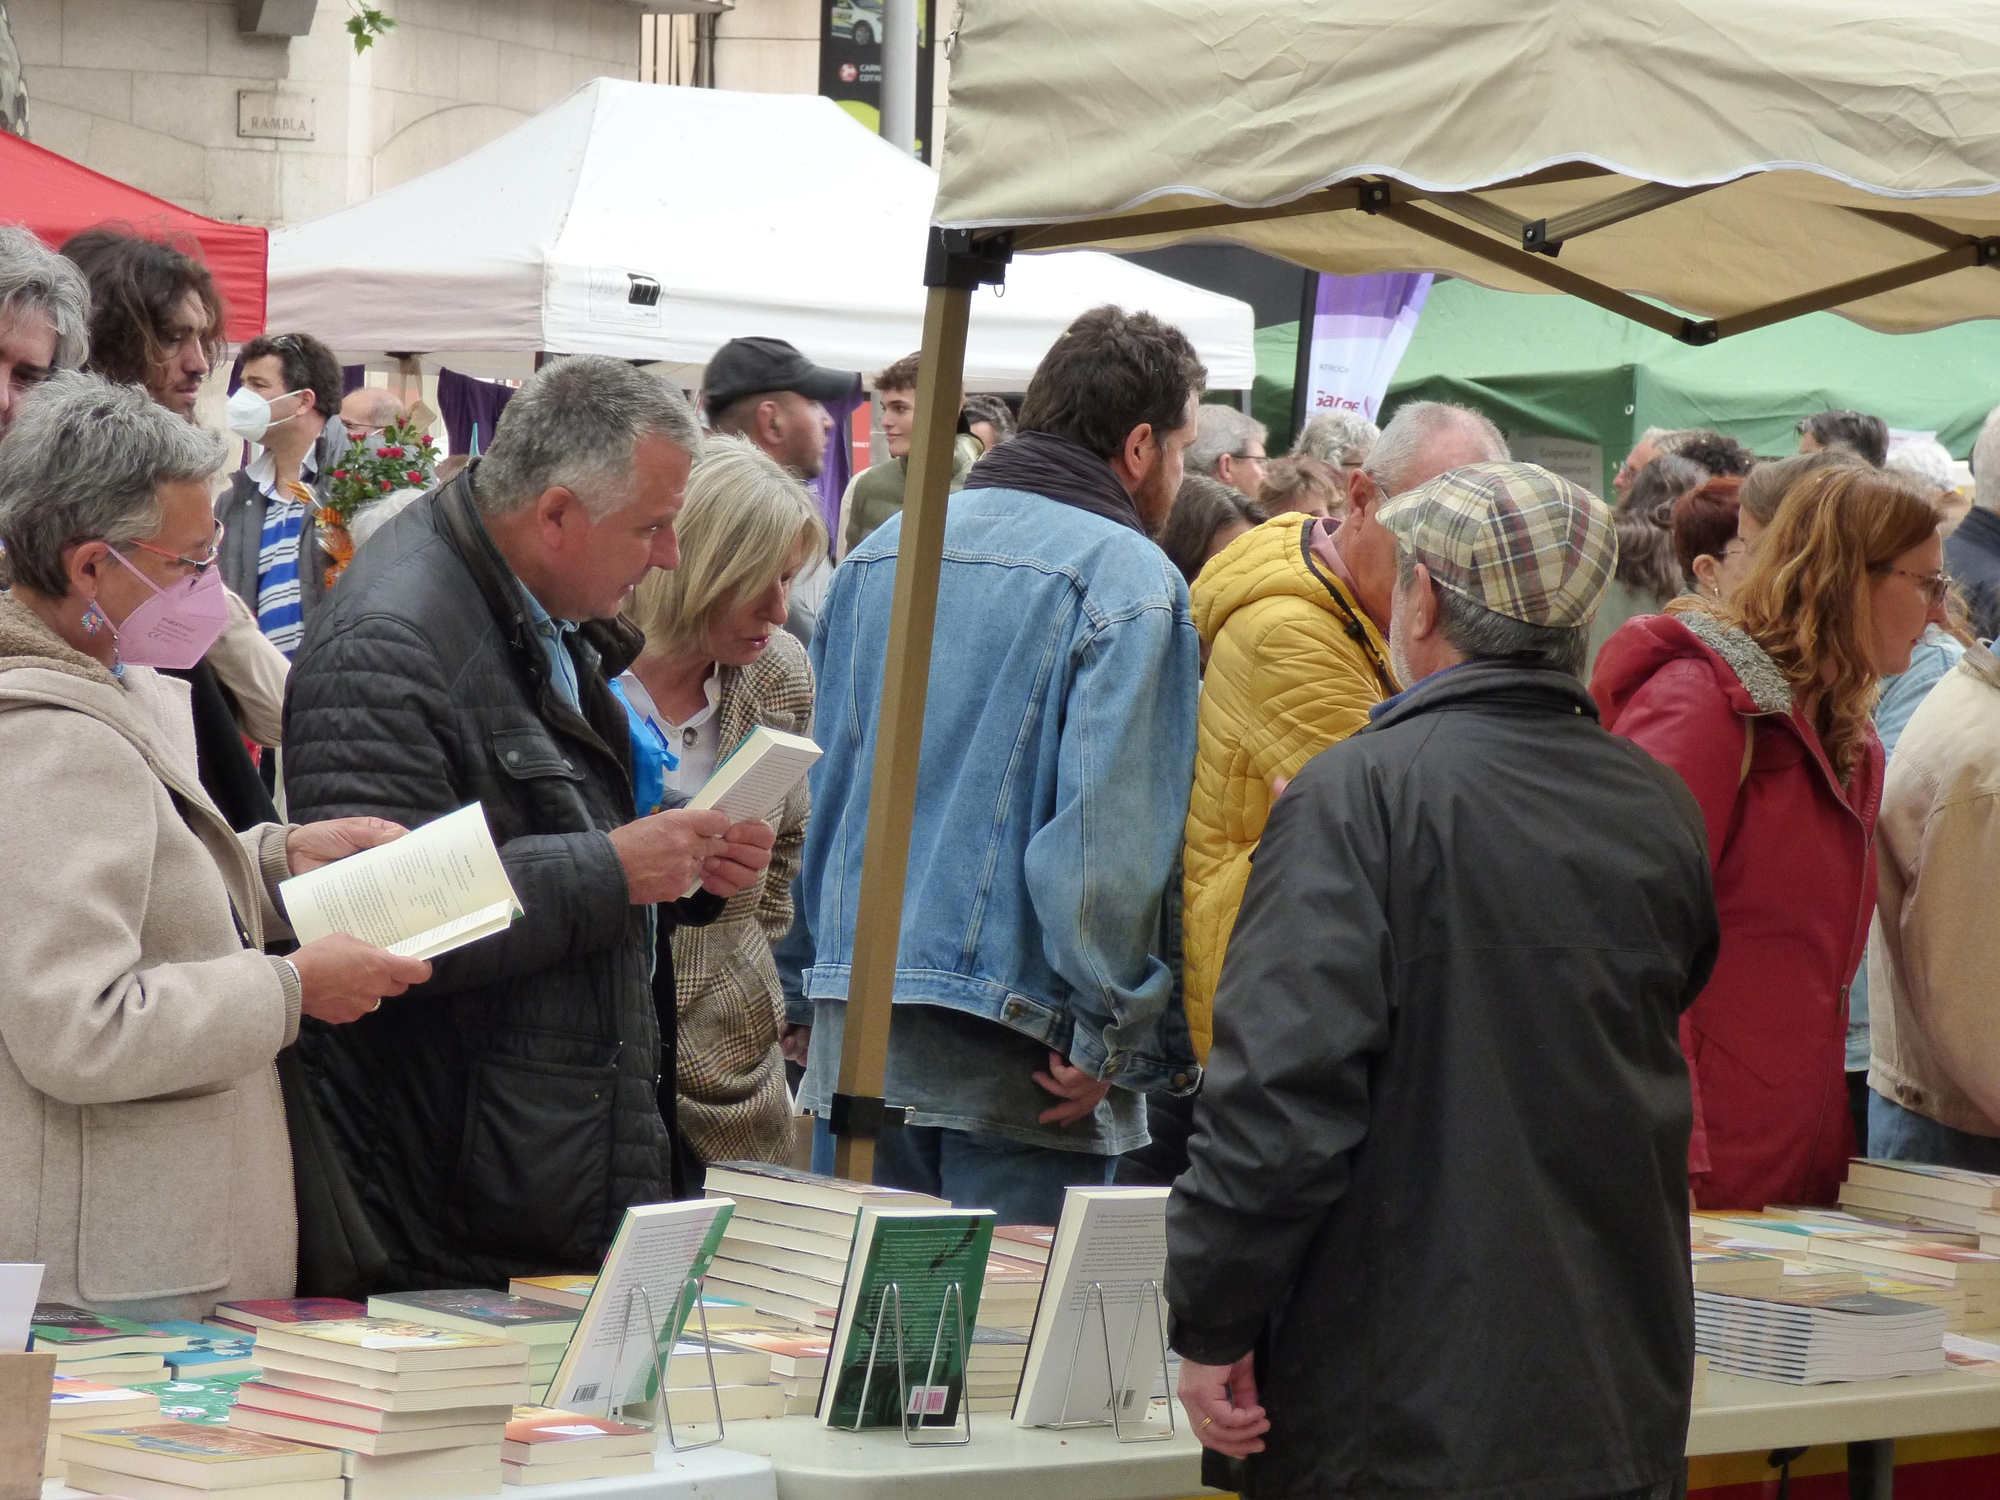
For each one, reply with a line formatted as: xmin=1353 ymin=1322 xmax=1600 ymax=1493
xmin=133 ymin=1372 xmax=262 ymax=1425
xmin=821 ymin=1208 xmax=995 ymax=1430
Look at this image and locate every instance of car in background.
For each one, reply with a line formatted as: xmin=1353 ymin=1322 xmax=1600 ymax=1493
xmin=829 ymin=0 xmax=882 ymax=47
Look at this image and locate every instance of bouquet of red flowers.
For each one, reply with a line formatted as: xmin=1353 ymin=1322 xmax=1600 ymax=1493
xmin=317 ymin=417 xmax=443 ymax=583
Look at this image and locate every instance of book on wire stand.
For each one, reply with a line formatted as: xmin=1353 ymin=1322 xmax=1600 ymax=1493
xmin=1012 ymin=1185 xmax=1174 ymax=1437
xmin=818 ymin=1207 xmax=995 ymax=1437
xmin=541 ymin=1199 xmax=734 ymax=1437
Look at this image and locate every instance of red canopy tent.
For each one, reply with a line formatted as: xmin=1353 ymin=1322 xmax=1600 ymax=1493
xmin=0 ymin=129 xmax=266 ymax=340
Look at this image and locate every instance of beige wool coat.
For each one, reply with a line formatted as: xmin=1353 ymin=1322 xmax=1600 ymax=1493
xmin=0 ymin=593 xmax=303 ymax=1319
xmin=1869 ymin=643 xmax=2000 ymax=1137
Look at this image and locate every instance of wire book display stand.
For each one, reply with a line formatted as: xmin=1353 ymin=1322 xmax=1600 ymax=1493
xmin=1047 ymin=1278 xmax=1176 ymax=1443
xmin=845 ymin=1280 xmax=975 ymax=1446
xmin=605 ymin=1276 xmax=726 ymax=1451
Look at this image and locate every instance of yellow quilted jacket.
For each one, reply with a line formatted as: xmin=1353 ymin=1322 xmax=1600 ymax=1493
xmin=1181 ymin=512 xmax=1396 ymax=1061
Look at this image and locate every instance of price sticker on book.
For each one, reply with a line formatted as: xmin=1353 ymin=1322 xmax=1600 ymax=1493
xmin=905 ymin=1386 xmax=952 ymax=1417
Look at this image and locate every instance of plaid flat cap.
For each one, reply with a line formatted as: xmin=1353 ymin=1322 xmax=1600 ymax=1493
xmin=1375 ymin=461 xmax=1616 ymax=628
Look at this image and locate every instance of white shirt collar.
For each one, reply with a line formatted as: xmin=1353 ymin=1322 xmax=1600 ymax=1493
xmin=246 ymin=443 xmax=318 ymax=499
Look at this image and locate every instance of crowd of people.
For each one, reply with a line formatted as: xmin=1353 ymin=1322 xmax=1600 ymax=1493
xmin=4 ymin=216 xmax=2000 ymax=1498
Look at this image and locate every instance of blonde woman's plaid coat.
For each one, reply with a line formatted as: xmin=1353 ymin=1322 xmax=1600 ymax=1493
xmin=670 ymin=628 xmax=814 ymax=1164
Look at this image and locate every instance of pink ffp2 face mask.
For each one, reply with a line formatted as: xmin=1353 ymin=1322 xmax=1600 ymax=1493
xmin=101 ymin=546 xmax=231 ymax=670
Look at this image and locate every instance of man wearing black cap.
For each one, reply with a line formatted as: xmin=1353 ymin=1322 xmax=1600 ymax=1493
xmin=703 ymin=336 xmax=854 ymax=481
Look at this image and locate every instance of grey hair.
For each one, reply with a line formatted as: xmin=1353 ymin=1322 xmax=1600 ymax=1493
xmin=1365 ymin=401 xmax=1509 ymax=496
xmin=1395 ymin=542 xmax=1588 ymax=678
xmin=1185 ymin=404 xmax=1267 ymax=477
xmin=348 ymin=487 xmax=427 ymax=552
xmin=0 ymin=224 xmax=89 ymax=371
xmin=1973 ymin=406 xmax=2000 ymax=514
xmin=477 ymin=354 xmax=704 ymax=519
xmin=1292 ymin=409 xmax=1380 ymax=470
xmin=1886 ymin=436 xmax=1955 ymax=495
xmin=0 ymin=370 xmax=226 ymax=596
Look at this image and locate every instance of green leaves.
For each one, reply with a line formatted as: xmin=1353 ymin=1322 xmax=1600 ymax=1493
xmin=346 ymin=4 xmax=397 ymax=54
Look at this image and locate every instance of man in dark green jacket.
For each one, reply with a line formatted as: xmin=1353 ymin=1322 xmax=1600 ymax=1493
xmin=1169 ymin=464 xmax=1720 ymax=1500
xmin=841 ymin=350 xmax=981 ymax=556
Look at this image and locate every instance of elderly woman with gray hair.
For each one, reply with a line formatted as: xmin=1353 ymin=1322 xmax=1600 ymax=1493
xmin=618 ymin=435 xmax=825 ymax=1164
xmin=0 ymin=373 xmax=430 ymax=1317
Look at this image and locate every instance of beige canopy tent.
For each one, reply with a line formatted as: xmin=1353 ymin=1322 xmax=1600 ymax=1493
xmin=826 ymin=0 xmax=2000 ymax=1177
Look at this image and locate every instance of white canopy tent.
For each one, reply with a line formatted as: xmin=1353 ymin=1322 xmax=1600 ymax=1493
xmin=265 ymin=79 xmax=1255 ymax=391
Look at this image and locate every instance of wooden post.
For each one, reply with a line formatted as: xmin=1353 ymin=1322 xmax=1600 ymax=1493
xmin=831 ymin=282 xmax=973 ymax=1184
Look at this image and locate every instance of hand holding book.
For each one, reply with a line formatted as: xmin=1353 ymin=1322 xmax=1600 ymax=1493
xmin=606 ymin=808 xmax=773 ymax=905
xmin=277 ymin=816 xmax=437 ymax=1023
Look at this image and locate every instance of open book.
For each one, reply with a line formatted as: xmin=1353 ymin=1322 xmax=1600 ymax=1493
xmin=279 ymin=803 xmax=523 ymax=961
xmin=678 ymin=726 xmax=821 ymax=896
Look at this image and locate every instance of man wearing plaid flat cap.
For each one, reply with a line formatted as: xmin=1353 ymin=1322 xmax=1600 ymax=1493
xmin=1168 ymin=461 xmax=1722 ymax=1500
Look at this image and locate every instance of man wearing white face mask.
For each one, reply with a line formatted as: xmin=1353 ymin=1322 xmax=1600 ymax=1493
xmin=216 ymin=332 xmax=349 ymax=657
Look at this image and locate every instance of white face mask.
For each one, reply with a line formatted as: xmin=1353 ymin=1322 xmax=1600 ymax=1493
xmin=227 ymin=386 xmax=305 ymax=445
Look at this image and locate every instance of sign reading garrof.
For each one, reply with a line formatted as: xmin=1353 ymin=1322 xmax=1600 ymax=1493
xmin=238 ymin=90 xmax=315 ymax=140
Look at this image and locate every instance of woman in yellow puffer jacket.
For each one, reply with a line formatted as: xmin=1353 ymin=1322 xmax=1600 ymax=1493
xmin=1181 ymin=509 xmax=1396 ymax=1061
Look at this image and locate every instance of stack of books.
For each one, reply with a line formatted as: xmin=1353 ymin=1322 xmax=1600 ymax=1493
xmin=701 ymin=1162 xmax=947 ymax=1326
xmin=499 ymin=1408 xmax=652 ymax=1487
xmin=153 ymin=1374 xmax=265 ymax=1427
xmin=966 ymin=1326 xmax=1030 ymax=1413
xmin=44 ymin=1378 xmax=160 ymax=1479
xmin=61 ymin=1420 xmax=343 ymax=1500
xmin=505 ymin=1277 xmax=594 ymax=1313
xmin=978 ymin=1248 xmax=1047 ymax=1333
xmin=707 ymin=1331 xmax=830 ymax=1415
xmin=1690 ymin=1247 xmax=1786 ymax=1291
xmin=226 ymin=1320 xmax=531 ymax=1500
xmin=209 ymin=1300 xmax=368 ymax=1339
xmin=32 ymin=1305 xmax=189 ymax=1386
xmin=656 ymin=1340 xmax=786 ymax=1423
xmin=366 ymin=1292 xmax=578 ymax=1403
xmin=994 ymin=1226 xmax=1056 ymax=1266
xmin=1770 ymin=1202 xmax=1979 ymax=1246
xmin=149 ymin=1322 xmax=261 ymax=1379
xmin=1840 ymin=1160 xmax=2000 ymax=1234
xmin=1693 ymin=1286 xmax=1947 ymax=1383
xmin=1690 ymin=1212 xmax=1878 ymax=1261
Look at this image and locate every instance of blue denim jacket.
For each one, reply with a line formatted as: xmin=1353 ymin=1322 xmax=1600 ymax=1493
xmin=801 ymin=485 xmax=1202 ymax=1094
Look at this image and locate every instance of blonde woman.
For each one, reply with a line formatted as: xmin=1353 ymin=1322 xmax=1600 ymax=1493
xmin=619 ymin=436 xmax=825 ymax=1165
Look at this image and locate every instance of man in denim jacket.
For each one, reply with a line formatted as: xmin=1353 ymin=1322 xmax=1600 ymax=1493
xmin=798 ymin=305 xmax=1205 ymax=1223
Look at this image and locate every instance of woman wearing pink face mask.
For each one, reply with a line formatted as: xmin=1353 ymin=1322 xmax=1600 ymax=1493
xmin=0 ymin=373 xmax=431 ymax=1318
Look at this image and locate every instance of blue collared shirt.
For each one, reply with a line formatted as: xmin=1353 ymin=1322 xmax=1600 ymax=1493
xmin=517 ymin=582 xmax=581 ymax=711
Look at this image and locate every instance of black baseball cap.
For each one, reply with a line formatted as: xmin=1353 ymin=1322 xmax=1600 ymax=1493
xmin=703 ymin=337 xmax=855 ymax=415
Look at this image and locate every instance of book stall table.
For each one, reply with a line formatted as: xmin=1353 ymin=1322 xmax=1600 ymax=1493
xmin=1689 ymin=1367 xmax=2000 ymax=1499
xmin=42 ymin=1440 xmax=780 ymax=1500
xmin=720 ymin=1411 xmax=1209 ymax=1500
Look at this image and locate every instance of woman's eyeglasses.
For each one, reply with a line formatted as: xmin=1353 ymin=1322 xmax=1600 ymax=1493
xmin=123 ymin=519 xmax=224 ymax=577
xmin=1886 ymin=566 xmax=1954 ymax=608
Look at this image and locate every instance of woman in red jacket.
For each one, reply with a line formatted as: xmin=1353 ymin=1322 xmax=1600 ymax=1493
xmin=1593 ymin=464 xmax=1950 ymax=1209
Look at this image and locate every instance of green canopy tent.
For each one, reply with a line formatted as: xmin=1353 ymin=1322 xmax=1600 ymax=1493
xmin=1258 ymin=278 xmax=2000 ymax=494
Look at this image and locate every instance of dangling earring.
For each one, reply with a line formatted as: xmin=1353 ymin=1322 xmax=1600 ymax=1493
xmin=81 ymin=598 xmax=105 ymax=635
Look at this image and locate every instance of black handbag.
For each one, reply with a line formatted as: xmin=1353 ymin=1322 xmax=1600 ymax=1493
xmin=276 ymin=1044 xmax=389 ymax=1298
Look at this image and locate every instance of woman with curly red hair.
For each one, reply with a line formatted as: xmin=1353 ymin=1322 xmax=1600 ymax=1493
xmin=1592 ymin=464 xmax=1950 ymax=1209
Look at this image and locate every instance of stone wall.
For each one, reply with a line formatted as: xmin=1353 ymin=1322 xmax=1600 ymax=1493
xmin=9 ymin=0 xmax=640 ymax=227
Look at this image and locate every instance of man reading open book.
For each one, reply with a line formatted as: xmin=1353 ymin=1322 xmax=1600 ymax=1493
xmin=285 ymin=357 xmax=774 ymax=1293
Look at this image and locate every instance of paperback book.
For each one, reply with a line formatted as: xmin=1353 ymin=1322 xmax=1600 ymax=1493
xmin=544 ymin=1198 xmax=735 ymax=1415
xmin=819 ymin=1207 xmax=995 ymax=1430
